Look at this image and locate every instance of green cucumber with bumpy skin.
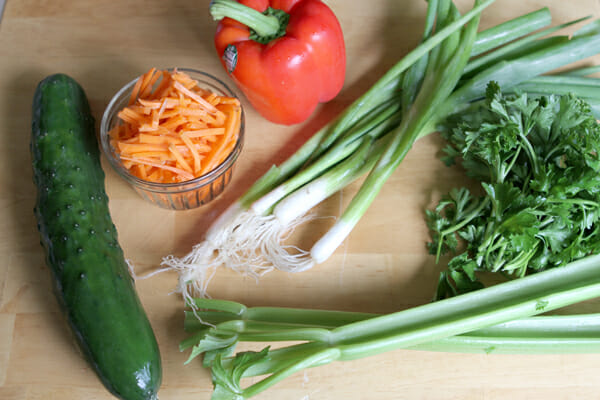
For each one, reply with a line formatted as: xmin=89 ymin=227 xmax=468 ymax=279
xmin=31 ymin=73 xmax=162 ymax=400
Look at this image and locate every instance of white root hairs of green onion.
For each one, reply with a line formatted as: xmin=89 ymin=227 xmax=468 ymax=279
xmin=161 ymin=200 xmax=319 ymax=299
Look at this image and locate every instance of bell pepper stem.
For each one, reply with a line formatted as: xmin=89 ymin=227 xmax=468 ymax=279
xmin=210 ymin=0 xmax=282 ymax=38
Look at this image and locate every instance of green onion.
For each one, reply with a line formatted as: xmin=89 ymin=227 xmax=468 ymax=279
xmin=463 ymin=16 xmax=590 ymax=76
xmin=161 ymin=0 xmax=498 ymax=297
xmin=311 ymin=0 xmax=484 ymax=264
xmin=562 ymin=65 xmax=600 ymax=77
xmin=470 ymin=7 xmax=551 ymax=57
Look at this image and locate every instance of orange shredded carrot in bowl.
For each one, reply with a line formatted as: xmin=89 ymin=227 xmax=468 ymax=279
xmin=108 ymin=68 xmax=242 ymax=184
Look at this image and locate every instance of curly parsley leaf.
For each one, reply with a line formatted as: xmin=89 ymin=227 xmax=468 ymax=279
xmin=429 ymin=82 xmax=600 ymax=299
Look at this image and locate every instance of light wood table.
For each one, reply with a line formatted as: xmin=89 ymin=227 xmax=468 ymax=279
xmin=1 ymin=0 xmax=600 ymax=399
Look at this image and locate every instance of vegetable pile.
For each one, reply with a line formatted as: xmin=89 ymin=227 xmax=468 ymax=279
xmin=27 ymin=0 xmax=600 ymax=399
xmin=163 ymin=0 xmax=600 ymax=301
xmin=429 ymin=83 xmax=600 ymax=299
xmin=168 ymin=0 xmax=600 ymax=398
xmin=108 ymin=68 xmax=242 ymax=183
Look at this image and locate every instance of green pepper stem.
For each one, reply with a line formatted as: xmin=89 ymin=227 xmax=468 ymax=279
xmin=210 ymin=0 xmax=282 ymax=38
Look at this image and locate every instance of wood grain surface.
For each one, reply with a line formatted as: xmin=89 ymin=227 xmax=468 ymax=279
xmin=1 ymin=0 xmax=600 ymax=399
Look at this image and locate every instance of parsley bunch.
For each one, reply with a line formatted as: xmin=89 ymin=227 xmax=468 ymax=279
xmin=428 ymin=82 xmax=600 ymax=299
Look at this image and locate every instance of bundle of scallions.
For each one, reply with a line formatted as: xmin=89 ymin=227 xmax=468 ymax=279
xmin=162 ymin=0 xmax=600 ymax=302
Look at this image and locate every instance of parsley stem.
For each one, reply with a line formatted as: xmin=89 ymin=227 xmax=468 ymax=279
xmin=501 ymin=144 xmax=523 ymax=183
xmin=547 ymin=198 xmax=600 ymax=208
xmin=518 ymin=133 xmax=540 ymax=178
xmin=436 ymin=197 xmax=491 ymax=262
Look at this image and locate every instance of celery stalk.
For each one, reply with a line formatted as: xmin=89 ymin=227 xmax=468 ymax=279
xmin=189 ymin=253 xmax=600 ymax=399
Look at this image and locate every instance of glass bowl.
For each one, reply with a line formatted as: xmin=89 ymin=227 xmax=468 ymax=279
xmin=100 ymin=68 xmax=244 ymax=210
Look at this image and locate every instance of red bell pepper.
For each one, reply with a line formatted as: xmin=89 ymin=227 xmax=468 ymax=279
xmin=210 ymin=0 xmax=346 ymax=125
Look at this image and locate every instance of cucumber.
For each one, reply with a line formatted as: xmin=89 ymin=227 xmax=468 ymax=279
xmin=31 ymin=74 xmax=162 ymax=400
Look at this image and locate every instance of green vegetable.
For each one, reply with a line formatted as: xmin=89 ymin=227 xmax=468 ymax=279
xmin=181 ymin=306 xmax=600 ymax=357
xmin=31 ymin=74 xmax=162 ymax=400
xmin=181 ymin=253 xmax=600 ymax=399
xmin=306 ymin=0 xmax=483 ymax=266
xmin=428 ymin=83 xmax=600 ymax=298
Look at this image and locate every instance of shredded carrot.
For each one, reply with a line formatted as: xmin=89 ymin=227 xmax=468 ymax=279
xmin=200 ymin=103 xmax=241 ymax=175
xmin=108 ymin=68 xmax=242 ymax=184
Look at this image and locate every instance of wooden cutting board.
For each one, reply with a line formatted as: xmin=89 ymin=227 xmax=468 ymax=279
xmin=1 ymin=0 xmax=600 ymax=399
